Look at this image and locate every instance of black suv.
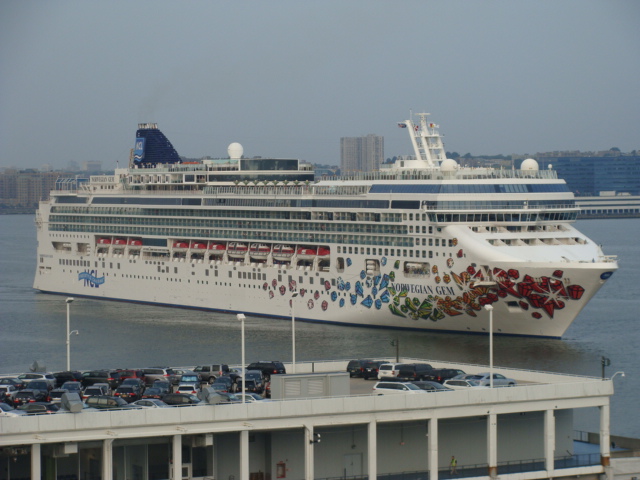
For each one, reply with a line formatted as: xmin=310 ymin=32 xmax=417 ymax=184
xmin=81 ymin=370 xmax=121 ymax=389
xmin=247 ymin=361 xmax=286 ymax=380
xmin=425 ymin=368 xmax=466 ymax=384
xmin=347 ymin=359 xmax=371 ymax=378
xmin=396 ymin=363 xmax=434 ymax=381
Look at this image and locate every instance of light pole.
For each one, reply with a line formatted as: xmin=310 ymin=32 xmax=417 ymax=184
xmin=291 ymin=292 xmax=299 ymax=374
xmin=65 ymin=298 xmax=78 ymax=371
xmin=484 ymin=304 xmax=494 ymax=388
xmin=237 ymin=313 xmax=246 ymax=403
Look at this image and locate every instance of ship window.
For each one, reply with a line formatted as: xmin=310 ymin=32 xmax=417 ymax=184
xmin=404 ymin=261 xmax=430 ymax=277
xmin=228 ymin=271 xmax=232 ymax=278
xmin=384 ymin=249 xmax=388 ymax=255
xmin=310 ymin=278 xmax=314 ymax=285
xmin=390 ymin=249 xmax=394 ymax=256
xmin=429 ymin=251 xmax=433 ymax=258
xmin=336 ymin=257 xmax=345 ymax=273
xmin=429 ymin=226 xmax=433 ymax=234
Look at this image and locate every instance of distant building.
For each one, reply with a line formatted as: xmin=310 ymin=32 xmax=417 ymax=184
xmin=340 ymin=134 xmax=383 ymax=173
xmin=0 ymin=170 xmax=72 ymax=210
xmin=82 ymin=160 xmax=102 ymax=172
xmin=536 ymin=152 xmax=640 ymax=197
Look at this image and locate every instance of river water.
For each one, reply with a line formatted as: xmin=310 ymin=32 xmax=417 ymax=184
xmin=0 ymin=215 xmax=638 ymax=437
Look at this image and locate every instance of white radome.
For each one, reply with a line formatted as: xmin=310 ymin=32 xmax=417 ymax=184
xmin=440 ymin=158 xmax=458 ymax=172
xmin=521 ymin=158 xmax=539 ymax=171
xmin=228 ymin=143 xmax=243 ymax=159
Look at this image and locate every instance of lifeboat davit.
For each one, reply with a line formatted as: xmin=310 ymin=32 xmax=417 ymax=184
xmin=97 ymin=238 xmax=112 ymax=245
xmin=272 ymin=244 xmax=294 ymax=260
xmin=173 ymin=241 xmax=188 ymax=249
xmin=250 ymin=244 xmax=271 ymax=257
xmin=227 ymin=242 xmax=248 ymax=258
xmin=190 ymin=242 xmax=207 ymax=250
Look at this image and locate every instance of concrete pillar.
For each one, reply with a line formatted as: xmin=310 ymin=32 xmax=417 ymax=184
xmin=600 ymin=404 xmax=611 ymax=467
xmin=240 ymin=430 xmax=250 ymax=480
xmin=102 ymin=439 xmax=113 ymax=480
xmin=428 ymin=418 xmax=438 ymax=480
xmin=305 ymin=426 xmax=315 ymax=480
xmin=368 ymin=421 xmax=377 ymax=480
xmin=487 ymin=413 xmax=498 ymax=479
xmin=544 ymin=409 xmax=556 ymax=475
xmin=172 ymin=435 xmax=182 ymax=480
xmin=30 ymin=443 xmax=41 ymax=480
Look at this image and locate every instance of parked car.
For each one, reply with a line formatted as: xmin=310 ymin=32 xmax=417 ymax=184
xmin=114 ymin=386 xmax=142 ymax=403
xmin=193 ymin=364 xmax=230 ymax=384
xmin=213 ymin=376 xmax=236 ymax=393
xmin=61 ymin=381 xmax=83 ymax=394
xmin=17 ymin=373 xmax=56 ymax=388
xmin=81 ymin=370 xmax=121 ymax=389
xmin=0 ymin=402 xmax=25 ymax=417
xmin=82 ymin=385 xmax=111 ymax=401
xmin=377 ymin=363 xmax=401 ymax=380
xmin=167 ymin=368 xmax=191 ymax=386
xmin=241 ymin=379 xmax=262 ymax=394
xmin=0 ymin=385 xmax=19 ymax=405
xmin=347 ymin=359 xmax=373 ymax=378
xmin=14 ymin=389 xmax=49 ymax=406
xmin=246 ymin=361 xmax=286 ymax=380
xmin=17 ymin=402 xmax=60 ymax=415
xmin=132 ymin=399 xmax=169 ymax=408
xmin=53 ymin=371 xmax=83 ymax=388
xmin=141 ymin=367 xmax=175 ymax=386
xmin=117 ymin=369 xmax=146 ymax=385
xmin=141 ymin=387 xmax=165 ymax=400
xmin=411 ymin=381 xmax=453 ymax=392
xmin=120 ymin=378 xmax=146 ymax=393
xmin=372 ymin=381 xmax=427 ymax=395
xmin=467 ymin=373 xmax=517 ymax=387
xmin=235 ymin=393 xmax=267 ymax=403
xmin=152 ymin=380 xmax=172 ymax=395
xmin=162 ymin=393 xmax=201 ymax=406
xmin=28 ymin=379 xmax=54 ymax=393
xmin=442 ymin=378 xmax=485 ymax=390
xmin=362 ymin=360 xmax=387 ymax=380
xmin=0 ymin=377 xmax=26 ymax=390
xmin=84 ymin=395 xmax=131 ymax=410
xmin=175 ymin=384 xmax=200 ymax=396
xmin=50 ymin=388 xmax=70 ymax=404
xmin=396 ymin=363 xmax=434 ymax=381
xmin=177 ymin=372 xmax=202 ymax=388
xmin=425 ymin=368 xmax=466 ymax=384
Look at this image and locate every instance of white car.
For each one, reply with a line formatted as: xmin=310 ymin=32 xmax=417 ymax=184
xmin=372 ymin=381 xmax=426 ymax=395
xmin=176 ymin=384 xmax=200 ymax=395
xmin=468 ymin=373 xmax=517 ymax=387
xmin=0 ymin=385 xmax=19 ymax=403
xmin=17 ymin=373 xmax=56 ymax=388
xmin=442 ymin=378 xmax=484 ymax=390
xmin=0 ymin=402 xmax=25 ymax=417
xmin=377 ymin=363 xmax=401 ymax=380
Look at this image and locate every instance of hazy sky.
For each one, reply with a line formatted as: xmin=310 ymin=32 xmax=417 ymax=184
xmin=1 ymin=1 xmax=639 ymax=170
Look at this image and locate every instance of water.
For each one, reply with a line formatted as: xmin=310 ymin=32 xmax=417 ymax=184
xmin=0 ymin=215 xmax=638 ymax=436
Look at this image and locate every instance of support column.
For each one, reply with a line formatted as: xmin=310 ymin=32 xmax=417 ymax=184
xmin=600 ymin=404 xmax=611 ymax=467
xmin=240 ymin=430 xmax=250 ymax=480
xmin=544 ymin=409 xmax=556 ymax=475
xmin=102 ymin=439 xmax=113 ymax=480
xmin=428 ymin=418 xmax=438 ymax=480
xmin=368 ymin=421 xmax=377 ymax=480
xmin=30 ymin=443 xmax=41 ymax=480
xmin=172 ymin=435 xmax=182 ymax=480
xmin=487 ymin=413 xmax=498 ymax=479
xmin=305 ymin=426 xmax=314 ymax=480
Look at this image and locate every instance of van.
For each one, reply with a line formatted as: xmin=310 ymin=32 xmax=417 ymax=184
xmin=85 ymin=395 xmax=130 ymax=409
xmin=377 ymin=363 xmax=401 ymax=380
xmin=142 ymin=368 xmax=175 ymax=386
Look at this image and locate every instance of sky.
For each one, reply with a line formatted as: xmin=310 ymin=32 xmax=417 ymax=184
xmin=1 ymin=1 xmax=639 ymax=170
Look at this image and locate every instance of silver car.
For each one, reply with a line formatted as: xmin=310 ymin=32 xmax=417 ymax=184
xmin=468 ymin=373 xmax=517 ymax=387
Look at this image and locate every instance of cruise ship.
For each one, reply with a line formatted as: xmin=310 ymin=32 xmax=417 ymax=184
xmin=33 ymin=113 xmax=618 ymax=338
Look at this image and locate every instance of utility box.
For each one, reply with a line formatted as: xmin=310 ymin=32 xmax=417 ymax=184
xmin=270 ymin=372 xmax=349 ymax=400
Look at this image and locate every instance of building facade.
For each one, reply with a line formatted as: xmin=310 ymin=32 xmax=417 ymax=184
xmin=340 ymin=135 xmax=384 ymax=173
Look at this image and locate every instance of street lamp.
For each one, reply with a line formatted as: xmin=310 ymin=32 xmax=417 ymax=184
xmin=65 ymin=298 xmax=78 ymax=371
xmin=484 ymin=304 xmax=494 ymax=388
xmin=291 ymin=292 xmax=299 ymax=374
xmin=611 ymin=371 xmax=625 ymax=380
xmin=236 ymin=314 xmax=246 ymax=403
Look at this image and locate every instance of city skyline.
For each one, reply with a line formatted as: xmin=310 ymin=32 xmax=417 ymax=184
xmin=1 ymin=2 xmax=639 ymax=170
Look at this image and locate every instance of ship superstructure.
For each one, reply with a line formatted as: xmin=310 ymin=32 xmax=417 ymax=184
xmin=34 ymin=116 xmax=617 ymax=337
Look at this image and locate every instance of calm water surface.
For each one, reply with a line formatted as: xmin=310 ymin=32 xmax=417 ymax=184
xmin=0 ymin=215 xmax=638 ymax=436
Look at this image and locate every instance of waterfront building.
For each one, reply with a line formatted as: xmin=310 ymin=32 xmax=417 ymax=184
xmin=0 ymin=359 xmax=622 ymax=480
xmin=340 ymin=134 xmax=384 ymax=173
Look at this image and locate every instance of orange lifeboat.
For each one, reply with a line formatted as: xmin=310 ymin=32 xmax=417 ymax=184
xmin=190 ymin=242 xmax=207 ymax=250
xmin=128 ymin=239 xmax=143 ymax=246
xmin=250 ymin=244 xmax=271 ymax=257
xmin=113 ymin=238 xmax=127 ymax=245
xmin=97 ymin=238 xmax=112 ymax=245
xmin=317 ymin=247 xmax=330 ymax=257
xmin=173 ymin=241 xmax=188 ymax=249
xmin=227 ymin=242 xmax=248 ymax=258
xmin=273 ymin=244 xmax=294 ymax=259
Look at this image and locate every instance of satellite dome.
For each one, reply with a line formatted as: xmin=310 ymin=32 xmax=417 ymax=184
xmin=440 ymin=158 xmax=458 ymax=172
xmin=521 ymin=158 xmax=539 ymax=171
xmin=228 ymin=142 xmax=243 ymax=160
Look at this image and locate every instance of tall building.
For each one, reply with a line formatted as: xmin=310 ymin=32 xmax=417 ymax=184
xmin=0 ymin=170 xmax=69 ymax=209
xmin=340 ymin=134 xmax=384 ymax=172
